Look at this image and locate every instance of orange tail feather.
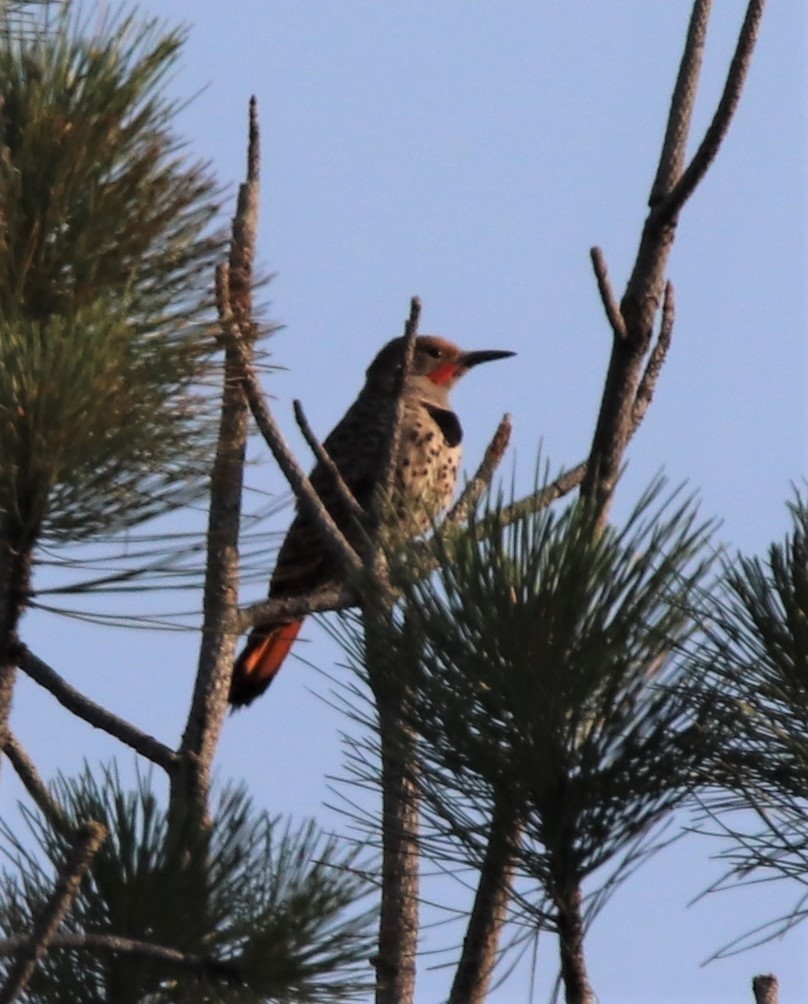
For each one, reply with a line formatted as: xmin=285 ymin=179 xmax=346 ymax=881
xmin=229 ymin=619 xmax=303 ymax=708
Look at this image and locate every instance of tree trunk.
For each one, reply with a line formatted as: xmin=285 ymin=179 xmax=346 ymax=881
xmin=556 ymin=883 xmax=594 ymax=1004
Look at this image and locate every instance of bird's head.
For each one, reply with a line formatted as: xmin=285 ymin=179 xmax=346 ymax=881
xmin=366 ymin=335 xmax=515 ymax=403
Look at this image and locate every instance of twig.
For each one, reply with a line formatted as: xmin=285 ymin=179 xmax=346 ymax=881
xmin=650 ymin=0 xmax=712 ymax=205
xmin=377 ymin=298 xmax=421 ymax=526
xmin=752 ymin=974 xmax=779 ymax=1004
xmin=293 ymin=399 xmax=367 ymax=523
xmin=3 ymin=733 xmax=70 ymax=835
xmin=0 ymin=932 xmax=237 ymax=980
xmin=659 ymin=0 xmax=767 ymax=221
xmin=15 ymin=646 xmax=178 ymax=774
xmin=228 ymin=94 xmax=260 ymax=328
xmin=0 ymin=820 xmax=107 ymax=1004
xmin=495 ymin=462 xmax=587 ymax=528
xmin=631 ymin=280 xmax=674 ymax=434
xmin=218 ymin=238 xmax=361 ymax=580
xmin=590 ymin=249 xmax=626 ymax=341
xmin=446 ymin=415 xmax=513 ymax=525
xmin=234 ymin=342 xmax=363 ymax=577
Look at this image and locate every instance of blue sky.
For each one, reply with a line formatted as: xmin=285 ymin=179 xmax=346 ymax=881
xmin=5 ymin=3 xmax=807 ymax=1002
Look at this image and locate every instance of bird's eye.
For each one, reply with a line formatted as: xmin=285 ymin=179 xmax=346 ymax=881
xmin=426 ymin=346 xmax=444 ymax=359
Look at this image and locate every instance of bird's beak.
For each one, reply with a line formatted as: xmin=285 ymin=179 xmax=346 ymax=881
xmin=460 ymin=349 xmax=516 ymax=369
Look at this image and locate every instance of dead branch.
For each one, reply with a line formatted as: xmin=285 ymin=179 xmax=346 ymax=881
xmin=582 ymin=1 xmax=765 ymax=515
xmin=376 ymin=298 xmax=421 ymax=532
xmin=177 ymin=96 xmax=265 ymax=815
xmin=237 ymin=583 xmax=356 ymax=633
xmin=446 ymin=415 xmax=513 ymax=526
xmin=15 ymin=647 xmax=178 ymax=773
xmin=496 ymin=461 xmax=588 ymax=527
xmin=590 ymin=248 xmax=626 ymax=341
xmin=0 ymin=932 xmax=236 ymax=980
xmin=3 ymin=732 xmax=70 ymax=835
xmin=658 ymin=0 xmax=767 ymax=223
xmin=228 ymin=94 xmax=260 ymax=328
xmin=650 ymin=0 xmax=712 ymax=205
xmin=293 ymin=399 xmax=367 ymax=524
xmin=234 ymin=340 xmax=363 ymax=577
xmin=0 ymin=820 xmax=107 ymax=1004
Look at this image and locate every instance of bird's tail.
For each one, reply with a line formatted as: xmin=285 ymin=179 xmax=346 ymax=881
xmin=229 ymin=619 xmax=303 ymax=708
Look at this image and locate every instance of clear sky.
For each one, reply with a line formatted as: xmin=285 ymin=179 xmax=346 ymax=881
xmin=5 ymin=3 xmax=808 ymax=1002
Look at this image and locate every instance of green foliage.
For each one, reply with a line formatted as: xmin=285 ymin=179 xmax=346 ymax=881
xmin=687 ymin=493 xmax=808 ymax=951
xmin=0 ymin=4 xmax=225 ymax=543
xmin=342 ymin=478 xmax=721 ymax=926
xmin=0 ymin=764 xmax=376 ymax=1002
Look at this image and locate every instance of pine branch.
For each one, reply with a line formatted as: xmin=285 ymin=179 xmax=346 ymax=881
xmin=589 ymin=248 xmax=626 ymax=342
xmin=446 ymin=415 xmax=512 ymax=526
xmin=0 ymin=820 xmax=107 ymax=1004
xmin=657 ymin=0 xmax=767 ymax=222
xmin=237 ymin=583 xmax=356 ymax=633
xmin=555 ymin=885 xmax=594 ymax=1004
xmin=2 ymin=732 xmax=70 ymax=835
xmin=0 ymin=932 xmax=235 ymax=980
xmin=375 ymin=298 xmax=421 ymax=537
xmin=582 ymin=0 xmax=765 ymax=513
xmin=449 ymin=801 xmax=522 ymax=1004
xmin=231 ymin=318 xmax=362 ymax=578
xmin=494 ymin=461 xmax=587 ymax=527
xmin=15 ymin=645 xmax=178 ymax=773
xmin=293 ymin=399 xmax=367 ymax=524
xmin=649 ymin=0 xmax=712 ymax=205
xmin=177 ymin=97 xmax=260 ymax=813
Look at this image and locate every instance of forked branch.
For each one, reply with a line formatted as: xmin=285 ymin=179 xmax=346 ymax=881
xmin=583 ymin=0 xmax=765 ymax=514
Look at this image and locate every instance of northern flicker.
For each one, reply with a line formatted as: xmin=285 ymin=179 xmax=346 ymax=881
xmin=229 ymin=334 xmax=514 ymax=708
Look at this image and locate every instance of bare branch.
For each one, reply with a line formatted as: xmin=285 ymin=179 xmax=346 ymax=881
xmin=590 ymin=248 xmax=626 ymax=341
xmin=238 ymin=583 xmax=357 ymax=633
xmin=650 ymin=0 xmax=712 ymax=204
xmin=752 ymin=974 xmax=779 ymax=1004
xmin=580 ymin=0 xmax=768 ymax=514
xmin=499 ymin=462 xmax=587 ymax=526
xmin=0 ymin=932 xmax=236 ymax=980
xmin=3 ymin=733 xmax=70 ymax=835
xmin=178 ymin=97 xmax=265 ymax=812
xmin=228 ymin=94 xmax=260 ymax=328
xmin=235 ymin=343 xmax=363 ymax=577
xmin=15 ymin=646 xmax=178 ymax=774
xmin=659 ymin=0 xmax=767 ymax=221
xmin=446 ymin=415 xmax=512 ymax=525
xmin=631 ymin=281 xmax=674 ymax=434
xmin=377 ymin=298 xmax=421 ymax=526
xmin=0 ymin=820 xmax=107 ymax=1004
xmin=293 ymin=399 xmax=367 ymax=524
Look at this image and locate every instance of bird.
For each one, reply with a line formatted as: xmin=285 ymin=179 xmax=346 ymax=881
xmin=229 ymin=334 xmax=515 ymax=708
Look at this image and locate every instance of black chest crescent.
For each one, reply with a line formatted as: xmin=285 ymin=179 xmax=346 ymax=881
xmin=426 ymin=405 xmax=463 ymax=448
